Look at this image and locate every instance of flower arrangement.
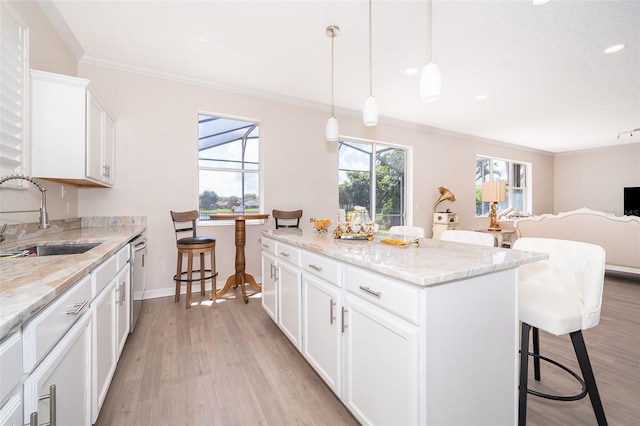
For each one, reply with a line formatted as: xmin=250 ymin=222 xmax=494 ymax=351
xmin=310 ymin=218 xmax=331 ymax=234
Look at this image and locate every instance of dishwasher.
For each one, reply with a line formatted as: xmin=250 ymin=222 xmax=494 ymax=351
xmin=129 ymin=233 xmax=147 ymax=333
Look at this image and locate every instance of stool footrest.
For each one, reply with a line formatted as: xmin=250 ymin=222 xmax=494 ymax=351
xmin=525 ymin=351 xmax=587 ymax=401
xmin=173 ymin=269 xmax=218 ymax=283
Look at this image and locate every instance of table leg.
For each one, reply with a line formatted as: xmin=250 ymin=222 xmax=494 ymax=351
xmin=211 ymin=218 xmax=262 ymax=303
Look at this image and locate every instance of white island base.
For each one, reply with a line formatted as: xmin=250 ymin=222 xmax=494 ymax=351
xmin=261 ymin=230 xmax=545 ymax=426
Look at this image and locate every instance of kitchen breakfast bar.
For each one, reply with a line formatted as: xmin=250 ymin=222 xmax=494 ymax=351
xmin=260 ymin=229 xmax=547 ymax=426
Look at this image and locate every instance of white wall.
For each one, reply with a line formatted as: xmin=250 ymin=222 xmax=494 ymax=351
xmin=555 ymin=143 xmax=640 ymax=215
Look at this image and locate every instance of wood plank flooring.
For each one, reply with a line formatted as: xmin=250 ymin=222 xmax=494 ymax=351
xmin=96 ymin=275 xmax=639 ymax=426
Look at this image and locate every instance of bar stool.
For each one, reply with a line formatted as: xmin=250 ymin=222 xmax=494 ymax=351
xmin=170 ymin=210 xmax=217 ymax=309
xmin=513 ymin=237 xmax=607 ymax=426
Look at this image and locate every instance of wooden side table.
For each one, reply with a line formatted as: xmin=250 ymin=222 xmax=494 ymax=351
xmin=210 ymin=213 xmax=269 ymax=303
xmin=474 ymin=228 xmax=517 ymax=247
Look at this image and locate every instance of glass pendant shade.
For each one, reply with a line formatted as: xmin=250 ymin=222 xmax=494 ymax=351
xmin=326 ymin=116 xmax=339 ymax=142
xmin=420 ymin=62 xmax=441 ymax=102
xmin=363 ymin=96 xmax=378 ymax=126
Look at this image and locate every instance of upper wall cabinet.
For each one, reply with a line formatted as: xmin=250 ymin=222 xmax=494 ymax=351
xmin=31 ymin=70 xmax=115 ymax=187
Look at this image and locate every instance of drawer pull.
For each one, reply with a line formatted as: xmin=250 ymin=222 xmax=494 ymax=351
xmin=308 ymin=264 xmax=322 ymax=271
xmin=329 ymin=299 xmax=336 ymax=324
xmin=359 ymin=285 xmax=381 ymax=298
xmin=341 ymin=307 xmax=348 ymax=333
xmin=36 ymin=384 xmax=56 ymax=426
xmin=66 ymin=300 xmax=88 ymax=316
xmin=262 ymin=243 xmax=270 ymax=248
xmin=279 ymin=251 xmax=290 ymax=257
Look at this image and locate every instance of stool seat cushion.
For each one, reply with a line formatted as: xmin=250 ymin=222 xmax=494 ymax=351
xmin=519 ymin=285 xmax=583 ymax=336
xmin=177 ymin=236 xmax=215 ymax=245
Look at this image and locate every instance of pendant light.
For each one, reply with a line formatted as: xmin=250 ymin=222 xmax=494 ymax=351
xmin=326 ymin=25 xmax=340 ymax=142
xmin=419 ymin=0 xmax=441 ymax=102
xmin=362 ymin=0 xmax=378 ymax=126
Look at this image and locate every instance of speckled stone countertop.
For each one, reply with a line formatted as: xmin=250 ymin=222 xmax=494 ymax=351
xmin=0 ymin=217 xmax=146 ymax=341
xmin=263 ymin=229 xmax=547 ymax=287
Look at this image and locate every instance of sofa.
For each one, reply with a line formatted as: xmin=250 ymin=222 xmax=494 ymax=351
xmin=514 ymin=208 xmax=640 ymax=277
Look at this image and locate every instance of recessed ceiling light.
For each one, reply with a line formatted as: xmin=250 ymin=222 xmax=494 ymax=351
xmin=475 ymin=94 xmax=488 ymax=101
xmin=531 ymin=0 xmax=551 ymax=5
xmin=603 ymin=44 xmax=625 ymax=54
xmin=195 ymin=31 xmax=210 ymax=42
xmin=405 ymin=67 xmax=418 ymax=76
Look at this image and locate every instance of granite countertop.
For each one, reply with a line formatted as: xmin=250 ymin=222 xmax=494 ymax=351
xmin=0 ymin=221 xmax=146 ymax=341
xmin=263 ymin=229 xmax=547 ymax=287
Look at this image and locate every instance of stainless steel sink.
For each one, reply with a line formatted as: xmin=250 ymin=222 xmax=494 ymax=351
xmin=26 ymin=243 xmax=101 ymax=256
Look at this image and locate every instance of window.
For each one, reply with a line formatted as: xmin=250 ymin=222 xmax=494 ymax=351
xmin=476 ymin=156 xmax=531 ymax=215
xmin=198 ymin=114 xmax=261 ymax=221
xmin=339 ymin=139 xmax=408 ymax=231
xmin=0 ymin=2 xmax=29 ymax=188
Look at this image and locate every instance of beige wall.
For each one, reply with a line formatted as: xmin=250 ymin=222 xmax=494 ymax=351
xmin=554 ymin=143 xmax=640 ymax=215
xmin=5 ymin=1 xmax=560 ymax=299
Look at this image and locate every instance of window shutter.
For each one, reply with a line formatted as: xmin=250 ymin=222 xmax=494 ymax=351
xmin=0 ymin=3 xmax=29 ymax=188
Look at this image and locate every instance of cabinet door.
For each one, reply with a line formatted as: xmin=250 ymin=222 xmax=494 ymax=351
xmin=0 ymin=393 xmax=22 ymax=426
xmin=261 ymin=252 xmax=278 ymax=322
xmin=277 ymin=261 xmax=302 ymax=349
xmin=115 ymin=264 xmax=130 ymax=357
xmin=23 ymin=312 xmax=91 ymax=426
xmin=91 ymin=280 xmax=117 ymax=423
xmin=86 ymin=93 xmax=104 ymax=183
xmin=102 ymin=114 xmax=116 ymax=186
xmin=343 ymin=295 xmax=419 ymax=426
xmin=302 ymin=273 xmax=342 ymax=396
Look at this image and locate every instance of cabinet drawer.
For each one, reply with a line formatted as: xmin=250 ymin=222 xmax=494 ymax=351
xmin=302 ymin=251 xmax=341 ymax=287
xmin=0 ymin=331 xmax=22 ymax=403
xmin=261 ymin=237 xmax=276 ymax=255
xmin=277 ymin=242 xmax=301 ymax=267
xmin=116 ymin=244 xmax=130 ymax=271
xmin=345 ymin=265 xmax=421 ymax=325
xmin=92 ymin=253 xmax=117 ymax=297
xmin=22 ymin=274 xmax=92 ymax=373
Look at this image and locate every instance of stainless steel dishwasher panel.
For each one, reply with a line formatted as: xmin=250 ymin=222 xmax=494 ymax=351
xmin=130 ymin=233 xmax=147 ymax=333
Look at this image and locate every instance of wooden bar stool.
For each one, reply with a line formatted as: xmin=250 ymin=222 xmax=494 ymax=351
xmin=170 ymin=210 xmax=217 ymax=309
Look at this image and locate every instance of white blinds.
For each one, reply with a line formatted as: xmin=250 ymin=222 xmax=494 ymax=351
xmin=0 ymin=2 xmax=29 ymax=188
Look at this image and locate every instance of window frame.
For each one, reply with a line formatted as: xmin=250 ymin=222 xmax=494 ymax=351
xmin=338 ymin=137 xmax=412 ymax=230
xmin=475 ymin=155 xmax=532 ymax=216
xmin=197 ymin=112 xmax=263 ymax=225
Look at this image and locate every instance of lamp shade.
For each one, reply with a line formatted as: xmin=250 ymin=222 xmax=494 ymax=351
xmin=326 ymin=116 xmax=339 ymax=142
xmin=419 ymin=62 xmax=441 ymax=102
xmin=363 ymin=96 xmax=379 ymax=126
xmin=481 ymin=181 xmax=507 ymax=203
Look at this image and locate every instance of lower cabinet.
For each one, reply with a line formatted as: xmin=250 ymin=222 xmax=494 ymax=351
xmin=115 ymin=264 xmax=131 ymax=357
xmin=23 ymin=312 xmax=92 ymax=425
xmin=343 ymin=294 xmax=419 ymax=426
xmin=261 ymin=251 xmax=278 ymax=322
xmin=92 ymin=279 xmax=117 ymax=423
xmin=302 ymin=273 xmax=342 ymax=396
xmin=277 ymin=260 xmax=302 ymax=349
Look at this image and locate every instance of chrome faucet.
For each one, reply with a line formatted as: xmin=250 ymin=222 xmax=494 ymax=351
xmin=0 ymin=174 xmax=50 ymax=229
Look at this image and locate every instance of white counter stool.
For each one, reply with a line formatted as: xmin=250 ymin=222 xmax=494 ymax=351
xmin=170 ymin=210 xmax=217 ymax=309
xmin=440 ymin=229 xmax=495 ymax=246
xmin=513 ymin=237 xmax=607 ymax=426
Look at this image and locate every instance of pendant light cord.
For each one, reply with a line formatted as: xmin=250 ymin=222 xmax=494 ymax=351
xmin=369 ymin=0 xmax=373 ymax=96
xmin=428 ymin=0 xmax=433 ymax=62
xmin=331 ymin=33 xmax=335 ymax=117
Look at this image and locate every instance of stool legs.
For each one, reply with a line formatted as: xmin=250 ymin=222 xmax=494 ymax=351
xmin=570 ymin=331 xmax=607 ymax=426
xmin=174 ymin=242 xmax=216 ymax=309
xmin=518 ymin=322 xmax=531 ymax=426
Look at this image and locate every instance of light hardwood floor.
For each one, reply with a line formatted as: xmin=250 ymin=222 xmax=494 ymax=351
xmin=96 ymin=275 xmax=639 ymax=426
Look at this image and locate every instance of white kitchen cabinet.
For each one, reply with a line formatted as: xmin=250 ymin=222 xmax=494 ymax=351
xmin=302 ymin=273 xmax=342 ymax=396
xmin=0 ymin=393 xmax=22 ymax=426
xmin=261 ymin=250 xmax=278 ymax=322
xmin=115 ymin=264 xmax=130 ymax=358
xmin=31 ymin=69 xmax=116 ymax=187
xmin=343 ymin=294 xmax=419 ymax=426
xmin=0 ymin=331 xmax=22 ymax=426
xmin=23 ymin=311 xmax=92 ymax=425
xmin=277 ymin=260 xmax=302 ymax=349
xmin=91 ymin=279 xmax=116 ymax=423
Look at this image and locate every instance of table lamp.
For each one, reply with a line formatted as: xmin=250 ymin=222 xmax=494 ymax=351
xmin=482 ymin=181 xmax=506 ymax=231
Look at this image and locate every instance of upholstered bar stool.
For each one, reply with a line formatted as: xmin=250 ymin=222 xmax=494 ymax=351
xmin=440 ymin=229 xmax=495 ymax=246
xmin=170 ymin=210 xmax=217 ymax=309
xmin=513 ymin=237 xmax=607 ymax=426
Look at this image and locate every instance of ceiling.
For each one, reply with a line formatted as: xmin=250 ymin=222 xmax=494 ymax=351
xmin=42 ymin=0 xmax=640 ymax=154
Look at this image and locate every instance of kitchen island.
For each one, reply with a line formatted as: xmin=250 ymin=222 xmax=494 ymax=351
xmin=261 ymin=229 xmax=547 ymax=426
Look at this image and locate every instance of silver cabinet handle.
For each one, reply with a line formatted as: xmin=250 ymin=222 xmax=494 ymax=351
xmin=28 ymin=412 xmax=38 ymax=426
xmin=279 ymin=251 xmax=290 ymax=257
xmin=66 ymin=300 xmax=88 ymax=316
xmin=262 ymin=243 xmax=270 ymax=249
xmin=359 ymin=285 xmax=381 ymax=298
xmin=341 ymin=307 xmax=348 ymax=333
xmin=37 ymin=384 xmax=56 ymax=426
xmin=329 ymin=299 xmax=336 ymax=325
xmin=308 ymin=264 xmax=322 ymax=271
xmin=116 ymin=280 xmax=126 ymax=304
